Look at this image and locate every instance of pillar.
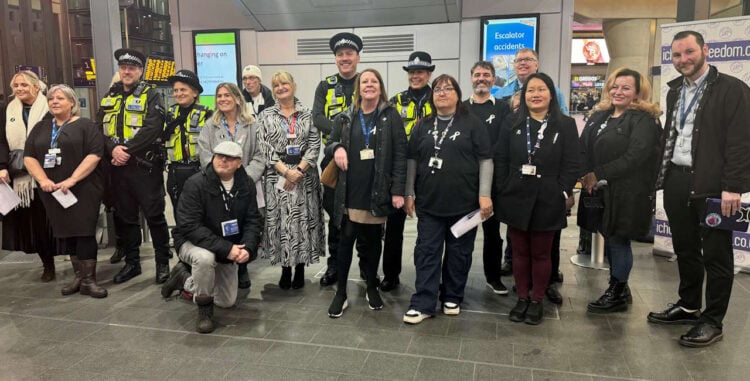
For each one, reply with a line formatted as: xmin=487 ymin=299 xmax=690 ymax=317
xmin=90 ymin=0 xmax=121 ymax=101
xmin=603 ymin=19 xmax=656 ymax=80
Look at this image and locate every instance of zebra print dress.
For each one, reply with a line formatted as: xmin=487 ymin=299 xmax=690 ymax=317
xmin=256 ymin=102 xmax=325 ymax=266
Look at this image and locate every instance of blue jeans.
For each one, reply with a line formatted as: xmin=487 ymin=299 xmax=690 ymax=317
xmin=409 ymin=212 xmax=477 ymax=315
xmin=604 ymin=236 xmax=633 ymax=283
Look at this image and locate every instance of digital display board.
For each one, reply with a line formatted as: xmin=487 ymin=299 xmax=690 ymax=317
xmin=480 ymin=15 xmax=539 ymax=88
xmin=193 ymin=31 xmax=240 ymax=108
xmin=571 ymin=38 xmax=610 ymax=65
xmin=144 ymin=55 xmax=175 ymax=84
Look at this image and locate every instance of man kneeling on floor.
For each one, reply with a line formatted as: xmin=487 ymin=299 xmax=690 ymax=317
xmin=162 ymin=141 xmax=261 ymax=333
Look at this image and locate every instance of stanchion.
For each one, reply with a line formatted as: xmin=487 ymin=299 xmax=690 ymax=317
xmin=570 ymin=232 xmax=609 ymax=270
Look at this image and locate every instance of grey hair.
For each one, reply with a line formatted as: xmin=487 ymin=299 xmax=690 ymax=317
xmin=47 ymin=84 xmax=81 ymax=116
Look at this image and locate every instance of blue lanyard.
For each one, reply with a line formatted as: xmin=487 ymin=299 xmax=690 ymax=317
xmin=51 ymin=116 xmax=72 ymax=149
xmin=679 ymin=77 xmax=707 ymax=130
xmin=358 ymin=109 xmax=377 ymax=148
xmin=222 ymin=119 xmax=234 ymax=138
xmin=525 ymin=115 xmax=547 ymax=163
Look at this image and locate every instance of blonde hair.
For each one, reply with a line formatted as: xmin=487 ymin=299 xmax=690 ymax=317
xmin=10 ymin=70 xmax=44 ymax=94
xmin=47 ymin=84 xmax=80 ymax=116
xmin=353 ymin=69 xmax=388 ymax=111
xmin=270 ymin=71 xmax=297 ymax=100
xmin=593 ymin=67 xmax=660 ymax=117
xmin=212 ymin=82 xmax=254 ymax=124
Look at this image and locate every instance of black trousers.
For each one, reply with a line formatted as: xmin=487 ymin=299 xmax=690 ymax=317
xmin=336 ymin=215 xmax=382 ymax=293
xmin=323 ymin=186 xmax=365 ymax=273
xmin=166 ymin=162 xmax=200 ymax=220
xmin=482 ymin=215 xmax=504 ymax=282
xmin=110 ymin=164 xmax=171 ymax=266
xmin=62 ymin=236 xmax=98 ymax=260
xmin=663 ymin=167 xmax=734 ymax=328
xmin=382 ymin=208 xmax=407 ymax=280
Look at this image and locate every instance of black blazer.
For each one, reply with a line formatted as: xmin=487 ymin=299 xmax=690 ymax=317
xmin=493 ymin=113 xmax=582 ymax=231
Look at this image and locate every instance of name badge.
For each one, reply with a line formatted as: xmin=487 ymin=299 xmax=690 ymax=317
xmin=48 ymin=148 xmax=61 ymax=155
xmin=360 ymin=149 xmax=375 ymax=160
xmin=221 ymin=219 xmax=240 ymax=237
xmin=521 ymin=164 xmax=537 ymax=176
xmin=286 ymin=133 xmax=296 ymax=140
xmin=286 ymin=145 xmax=301 ymax=156
xmin=43 ymin=154 xmax=57 ymax=168
xmin=126 ymin=103 xmax=144 ymax=112
xmin=428 ymin=157 xmax=443 ymax=169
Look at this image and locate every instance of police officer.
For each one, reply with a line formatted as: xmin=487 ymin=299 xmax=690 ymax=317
xmin=380 ymin=51 xmax=435 ymax=292
xmin=164 ymin=69 xmax=212 ymax=212
xmin=98 ymin=48 xmax=171 ymax=284
xmin=312 ymin=32 xmax=367 ymax=286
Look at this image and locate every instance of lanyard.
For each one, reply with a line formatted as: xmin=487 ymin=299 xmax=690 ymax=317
xmin=597 ymin=114 xmax=614 ymax=136
xmin=431 ymin=116 xmax=455 ymax=158
xmin=281 ymin=114 xmax=298 ymax=139
xmin=51 ymin=116 xmax=72 ymax=149
xmin=679 ymin=77 xmax=707 ymax=130
xmin=358 ymin=109 xmax=377 ymax=148
xmin=525 ymin=115 xmax=548 ymax=163
xmin=219 ymin=184 xmax=235 ymax=212
xmin=222 ymin=118 xmax=234 ymax=138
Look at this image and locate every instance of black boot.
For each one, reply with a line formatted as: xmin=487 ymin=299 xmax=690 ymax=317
xmin=61 ymin=256 xmax=81 ymax=296
xmin=39 ymin=253 xmax=55 ymax=282
xmin=587 ymin=279 xmax=628 ymax=313
xmin=279 ymin=266 xmax=292 ymax=290
xmin=113 ymin=262 xmax=142 ymax=284
xmin=195 ymin=295 xmax=215 ymax=333
xmin=155 ymin=262 xmax=170 ymax=284
xmin=79 ymin=259 xmax=108 ymax=298
xmin=238 ymin=263 xmax=251 ymax=289
xmin=576 ymin=229 xmax=592 ymax=255
xmin=320 ymin=266 xmax=337 ymax=287
xmin=292 ymin=264 xmax=305 ymax=289
xmin=109 ymin=246 xmax=126 ymax=264
xmin=161 ymin=262 xmax=191 ymax=298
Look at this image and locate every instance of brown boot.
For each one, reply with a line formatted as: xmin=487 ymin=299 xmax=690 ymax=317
xmin=40 ymin=254 xmax=55 ymax=282
xmin=61 ymin=256 xmax=81 ymax=295
xmin=79 ymin=259 xmax=108 ymax=298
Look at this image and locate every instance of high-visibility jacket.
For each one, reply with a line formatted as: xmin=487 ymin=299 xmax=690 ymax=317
xmin=164 ymin=103 xmax=210 ymax=163
xmin=322 ymin=75 xmax=350 ymax=143
xmin=100 ymin=81 xmax=155 ymax=144
xmin=393 ymin=89 xmax=433 ymax=140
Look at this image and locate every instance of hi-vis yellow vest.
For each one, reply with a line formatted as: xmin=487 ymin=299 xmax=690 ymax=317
xmin=394 ymin=91 xmax=433 ymax=140
xmin=100 ymin=81 xmax=153 ymax=144
xmin=164 ymin=104 xmax=209 ymax=162
xmin=323 ymin=75 xmax=349 ymax=144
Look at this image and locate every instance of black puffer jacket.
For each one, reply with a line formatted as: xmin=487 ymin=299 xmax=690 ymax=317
xmin=173 ymin=163 xmax=261 ymax=263
xmin=242 ymin=84 xmax=275 ymax=114
xmin=580 ymin=109 xmax=662 ymax=239
xmin=325 ymin=102 xmax=407 ymax=228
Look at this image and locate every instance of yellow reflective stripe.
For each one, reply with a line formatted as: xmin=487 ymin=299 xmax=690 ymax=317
xmin=166 ymin=107 xmax=206 ymax=162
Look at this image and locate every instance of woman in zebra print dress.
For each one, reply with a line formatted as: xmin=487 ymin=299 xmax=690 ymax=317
xmin=256 ymin=70 xmax=325 ymax=289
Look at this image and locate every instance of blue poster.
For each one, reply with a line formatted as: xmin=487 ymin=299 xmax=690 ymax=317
xmin=481 ymin=16 xmax=539 ymax=87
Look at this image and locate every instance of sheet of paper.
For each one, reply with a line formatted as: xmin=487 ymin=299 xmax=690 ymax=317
xmin=255 ymin=180 xmax=265 ymax=208
xmin=52 ymin=189 xmax=78 ymax=209
xmin=0 ymin=181 xmax=21 ymax=215
xmin=450 ymin=208 xmax=493 ymax=238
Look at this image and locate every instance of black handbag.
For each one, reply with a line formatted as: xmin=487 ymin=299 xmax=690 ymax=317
xmin=8 ymin=149 xmax=26 ymax=178
xmin=577 ymin=189 xmax=604 ymax=233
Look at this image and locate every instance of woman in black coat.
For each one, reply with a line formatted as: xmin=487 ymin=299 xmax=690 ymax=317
xmin=580 ymin=68 xmax=661 ymax=313
xmin=494 ymin=73 xmax=581 ymax=325
xmin=325 ymin=68 xmax=407 ymax=318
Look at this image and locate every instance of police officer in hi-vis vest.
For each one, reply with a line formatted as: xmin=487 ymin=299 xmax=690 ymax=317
xmin=164 ymin=70 xmax=212 ymax=211
xmin=98 ymin=48 xmax=171 ymax=284
xmin=380 ymin=51 xmax=435 ymax=292
xmin=312 ymin=32 xmax=369 ymax=286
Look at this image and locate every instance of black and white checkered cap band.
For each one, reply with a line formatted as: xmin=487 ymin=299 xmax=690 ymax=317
xmin=407 ymin=57 xmax=432 ymax=67
xmin=118 ymin=53 xmax=143 ymax=65
xmin=334 ymin=39 xmax=360 ymax=51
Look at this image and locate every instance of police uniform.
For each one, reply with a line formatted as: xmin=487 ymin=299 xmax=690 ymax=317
xmin=98 ymin=48 xmax=171 ymax=284
xmin=164 ymin=70 xmax=212 ymax=210
xmin=312 ymin=32 xmax=363 ymax=286
xmin=382 ymin=51 xmax=435 ymax=290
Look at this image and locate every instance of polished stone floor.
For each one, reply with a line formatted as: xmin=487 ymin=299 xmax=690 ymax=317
xmin=1 ymin=216 xmax=750 ymax=381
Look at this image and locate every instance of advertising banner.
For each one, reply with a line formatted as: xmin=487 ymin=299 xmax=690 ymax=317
xmin=480 ymin=15 xmax=539 ymax=88
xmin=657 ymin=16 xmax=750 ymax=270
xmin=194 ymin=31 xmax=239 ymax=107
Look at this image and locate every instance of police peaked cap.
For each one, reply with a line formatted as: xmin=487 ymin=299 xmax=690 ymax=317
xmin=329 ymin=32 xmax=363 ymax=54
xmin=403 ymin=51 xmax=435 ymax=72
xmin=168 ymin=69 xmax=204 ymax=94
xmin=114 ymin=48 xmax=146 ymax=67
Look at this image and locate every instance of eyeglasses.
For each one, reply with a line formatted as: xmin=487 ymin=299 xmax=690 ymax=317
xmin=514 ymin=57 xmax=537 ymax=64
xmin=434 ymin=87 xmax=455 ymax=94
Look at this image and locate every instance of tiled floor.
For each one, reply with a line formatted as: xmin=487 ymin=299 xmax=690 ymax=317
xmin=2 ymin=216 xmax=750 ymax=380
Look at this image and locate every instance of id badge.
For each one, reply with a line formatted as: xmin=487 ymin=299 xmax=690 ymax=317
xmin=428 ymin=157 xmax=443 ymax=169
xmin=521 ymin=164 xmax=537 ymax=176
xmin=286 ymin=133 xmax=297 ymax=140
xmin=286 ymin=145 xmax=301 ymax=156
xmin=126 ymin=101 xmax=144 ymax=111
xmin=48 ymin=148 xmax=61 ymax=155
xmin=43 ymin=154 xmax=56 ymax=168
xmin=221 ymin=219 xmax=240 ymax=237
xmin=360 ymin=149 xmax=375 ymax=160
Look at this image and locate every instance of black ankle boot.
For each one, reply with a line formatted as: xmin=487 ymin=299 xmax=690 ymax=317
xmin=577 ymin=229 xmax=592 ymax=255
xmin=279 ymin=266 xmax=292 ymax=290
xmin=292 ymin=264 xmax=305 ymax=289
xmin=588 ymin=279 xmax=628 ymax=313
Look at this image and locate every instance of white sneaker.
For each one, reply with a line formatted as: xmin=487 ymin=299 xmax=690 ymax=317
xmin=403 ymin=309 xmax=432 ymax=324
xmin=443 ymin=302 xmax=460 ymax=315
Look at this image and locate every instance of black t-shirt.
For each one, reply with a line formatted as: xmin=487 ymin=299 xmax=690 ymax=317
xmin=463 ymin=98 xmax=510 ymax=147
xmin=346 ymin=110 xmax=378 ymax=210
xmin=408 ymin=113 xmax=491 ymax=217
